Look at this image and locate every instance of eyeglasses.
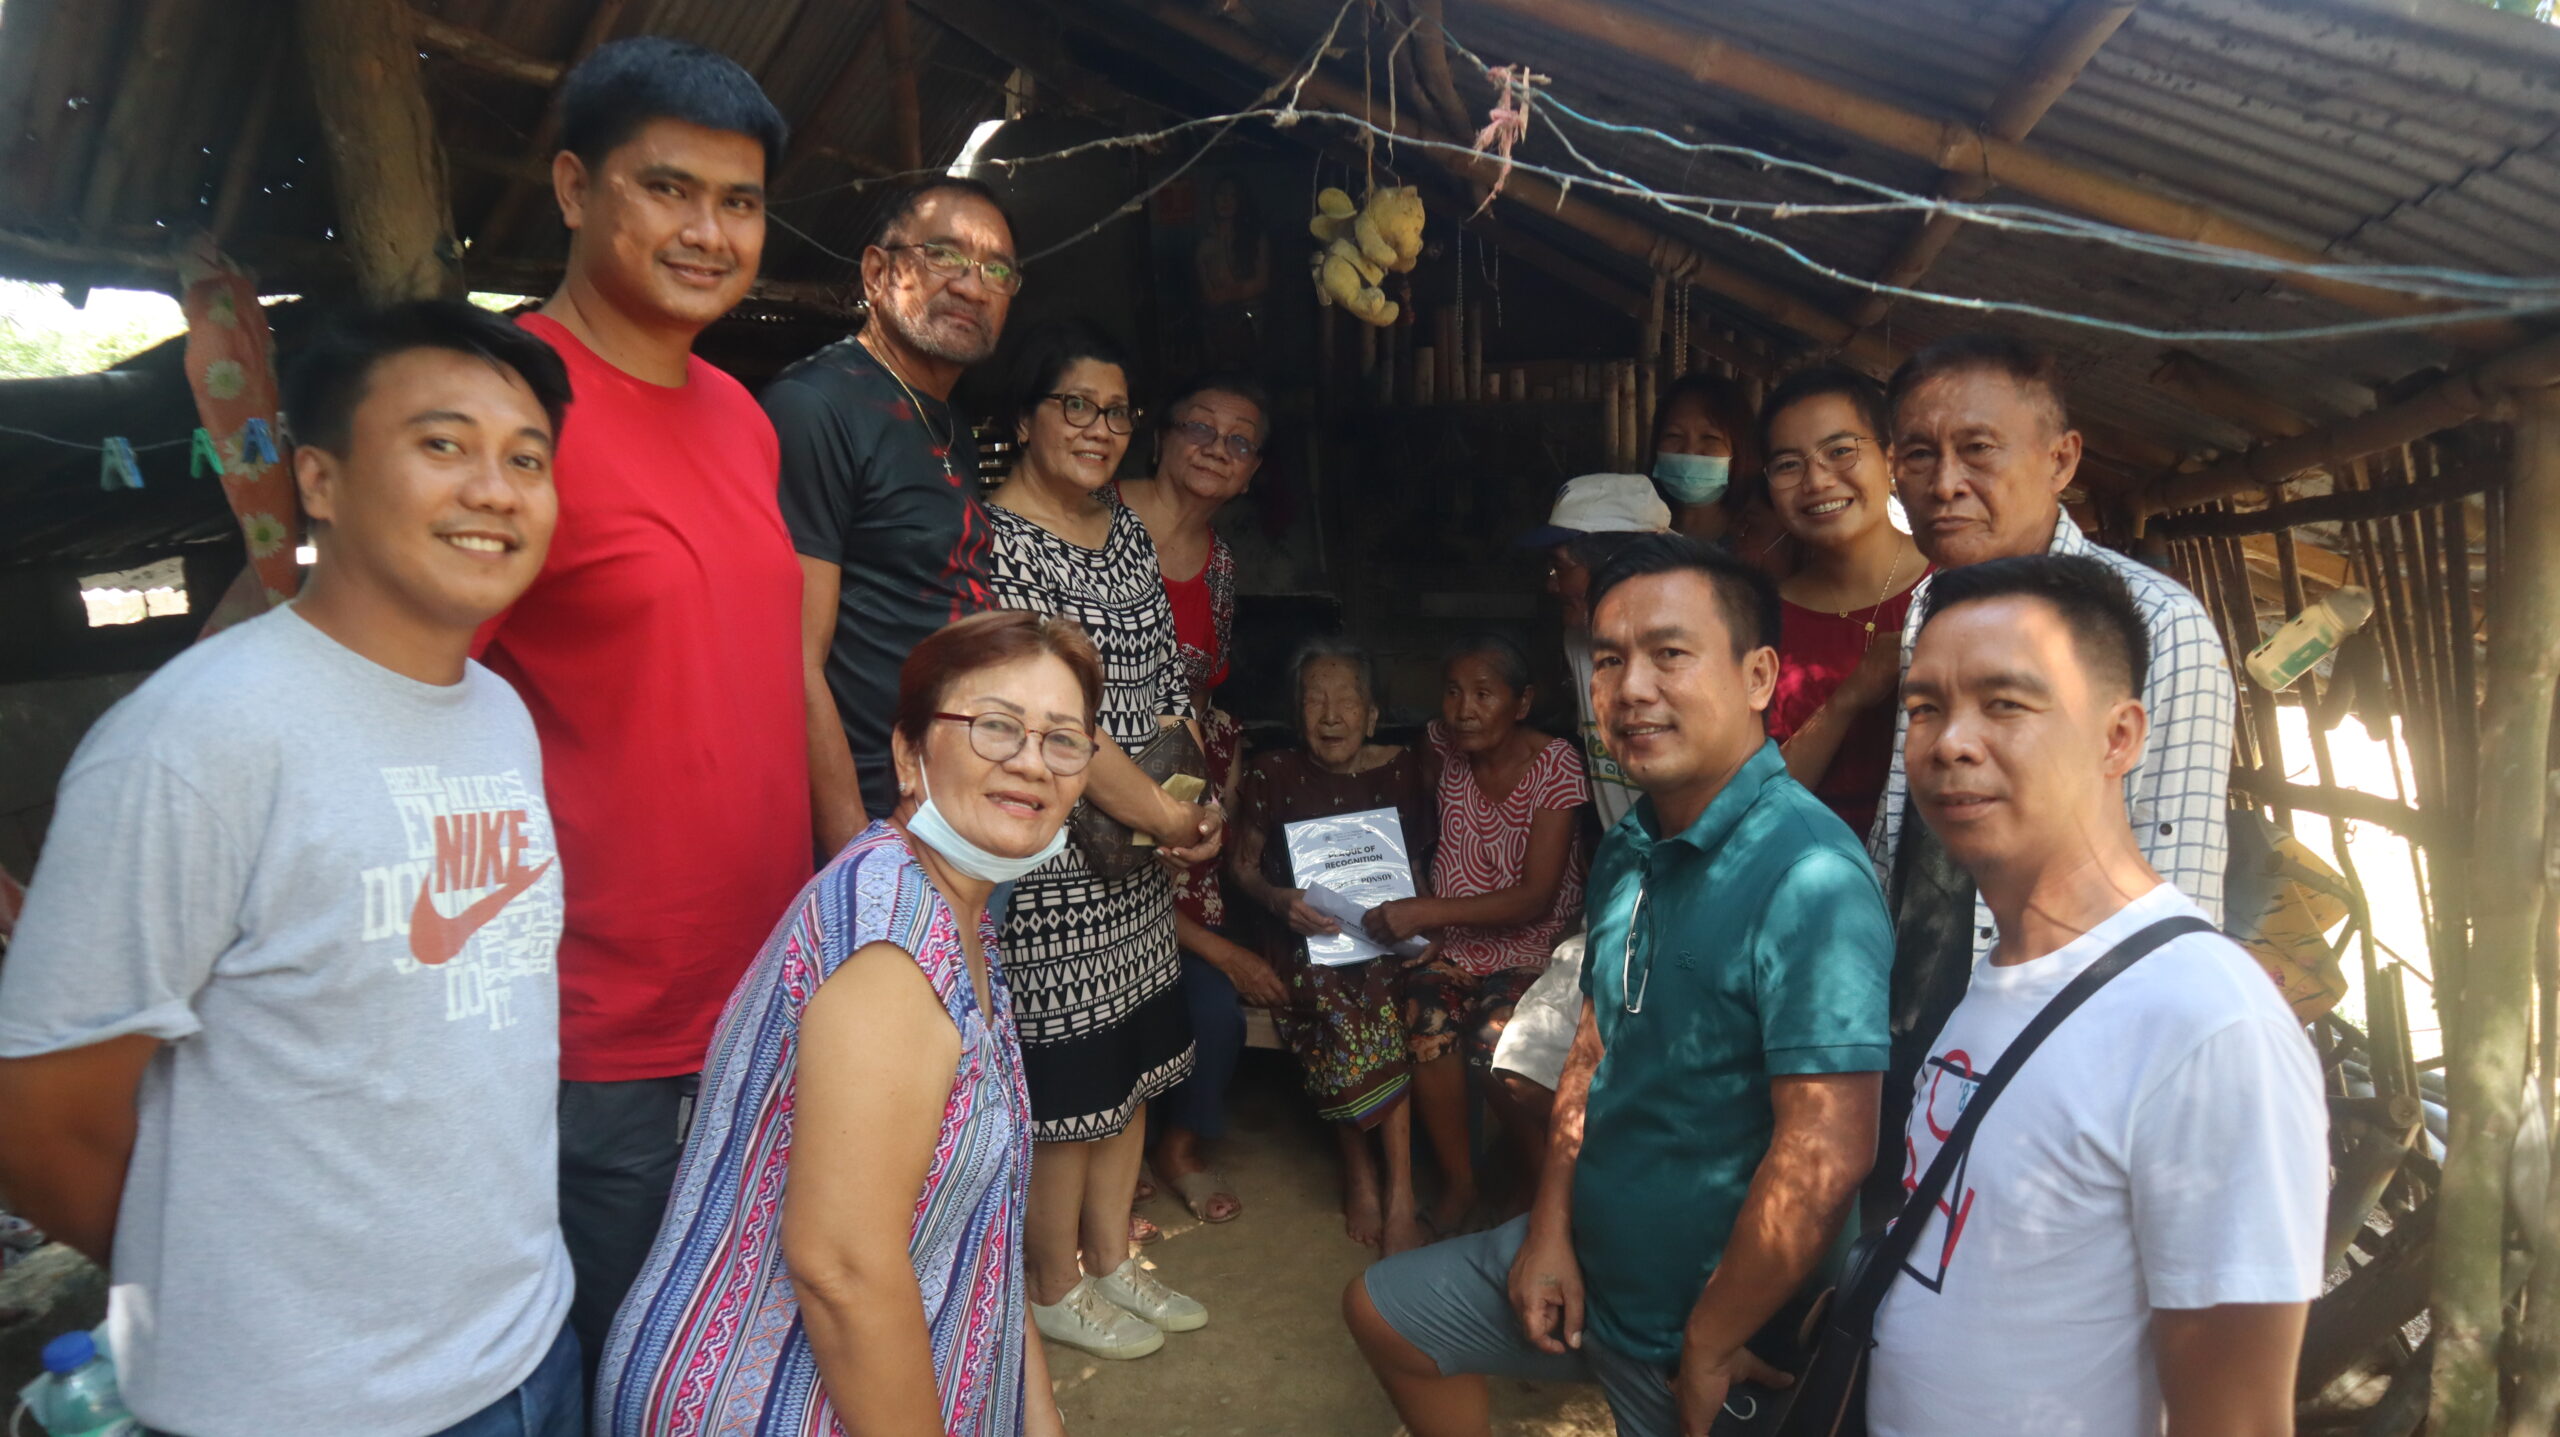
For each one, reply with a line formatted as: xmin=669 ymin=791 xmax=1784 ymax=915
xmin=882 ymin=241 xmax=1023 ymax=296
xmin=933 ymin=711 xmax=1097 ymax=774
xmin=1046 ymin=393 xmax=1141 ymax=435
xmin=1171 ymin=419 xmax=1262 ymax=462
xmin=1618 ymin=885 xmax=1653 ymax=1014
xmin=1765 ymin=435 xmax=1878 ymax=490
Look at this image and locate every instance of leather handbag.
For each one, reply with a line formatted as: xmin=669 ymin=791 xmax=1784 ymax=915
xmin=1069 ymin=720 xmax=1210 ymax=882
xmin=1773 ymin=915 xmax=2215 ymax=1437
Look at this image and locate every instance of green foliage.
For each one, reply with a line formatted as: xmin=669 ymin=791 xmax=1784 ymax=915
xmin=0 ymin=281 xmax=188 ymax=379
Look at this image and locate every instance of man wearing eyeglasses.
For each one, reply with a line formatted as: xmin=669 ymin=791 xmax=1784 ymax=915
xmin=769 ymin=178 xmax=1024 ymax=854
xmin=1350 ymin=535 xmax=1891 ymax=1437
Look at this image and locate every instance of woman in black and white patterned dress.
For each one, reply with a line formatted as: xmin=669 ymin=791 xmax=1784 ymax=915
xmin=980 ymin=321 xmax=1221 ymax=1361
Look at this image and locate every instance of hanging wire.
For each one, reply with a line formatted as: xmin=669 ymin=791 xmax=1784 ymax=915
xmin=0 ymin=422 xmax=191 ymax=453
xmin=752 ymin=7 xmax=2559 ymax=344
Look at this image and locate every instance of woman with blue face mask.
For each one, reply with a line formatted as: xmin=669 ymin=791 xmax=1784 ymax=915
xmin=1650 ymin=372 xmax=1795 ymax=581
xmin=599 ymin=609 xmax=1089 ymax=1437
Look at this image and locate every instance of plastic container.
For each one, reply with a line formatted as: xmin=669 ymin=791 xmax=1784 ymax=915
xmin=23 ymin=1331 xmax=137 ymax=1437
xmin=2245 ymin=586 xmax=2375 ymax=693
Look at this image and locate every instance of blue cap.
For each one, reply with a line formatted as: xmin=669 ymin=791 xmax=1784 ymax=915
xmin=42 ymin=1330 xmax=97 ymax=1374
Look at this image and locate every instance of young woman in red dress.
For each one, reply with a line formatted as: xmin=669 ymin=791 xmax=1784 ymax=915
xmin=1757 ymin=365 xmax=1929 ymax=839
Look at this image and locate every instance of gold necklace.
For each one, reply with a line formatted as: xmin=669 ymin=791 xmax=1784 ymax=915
xmin=863 ymin=329 xmax=954 ymax=479
xmin=1842 ymin=549 xmax=1907 ymax=636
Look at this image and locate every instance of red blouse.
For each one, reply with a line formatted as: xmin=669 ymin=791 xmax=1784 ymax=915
xmin=1766 ymin=576 xmax=1927 ymax=840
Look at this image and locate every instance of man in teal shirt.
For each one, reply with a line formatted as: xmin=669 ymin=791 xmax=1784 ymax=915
xmin=1350 ymin=535 xmax=1892 ymax=1436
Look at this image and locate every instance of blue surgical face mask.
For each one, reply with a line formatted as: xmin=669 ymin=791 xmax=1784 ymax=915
xmin=1653 ymin=451 xmax=1732 ymax=506
xmin=905 ymin=767 xmax=1067 ymax=883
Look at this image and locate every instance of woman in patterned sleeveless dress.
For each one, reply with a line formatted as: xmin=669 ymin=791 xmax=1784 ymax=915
xmin=982 ymin=322 xmax=1223 ymax=1361
xmin=596 ymin=611 xmax=1099 ymax=1437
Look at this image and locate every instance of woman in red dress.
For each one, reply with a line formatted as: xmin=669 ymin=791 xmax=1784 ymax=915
xmin=1757 ymin=365 xmax=1929 ymax=839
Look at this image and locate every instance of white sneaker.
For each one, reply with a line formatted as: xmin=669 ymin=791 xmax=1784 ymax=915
xmin=1032 ymin=1275 xmax=1165 ymax=1359
xmin=1095 ymin=1255 xmax=1208 ymax=1333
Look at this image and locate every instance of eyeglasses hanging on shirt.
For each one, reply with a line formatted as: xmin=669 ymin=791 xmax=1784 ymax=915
xmin=1619 ymin=884 xmax=1653 ymax=1014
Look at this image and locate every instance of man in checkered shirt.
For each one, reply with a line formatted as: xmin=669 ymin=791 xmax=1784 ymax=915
xmin=1861 ymin=333 xmax=2237 ymax=1218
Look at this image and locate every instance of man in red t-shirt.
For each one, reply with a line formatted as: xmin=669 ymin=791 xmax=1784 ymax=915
xmin=472 ymin=37 xmax=809 ymax=1368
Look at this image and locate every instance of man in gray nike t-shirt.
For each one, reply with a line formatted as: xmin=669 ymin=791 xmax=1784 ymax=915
xmin=0 ymin=303 xmax=581 ymax=1437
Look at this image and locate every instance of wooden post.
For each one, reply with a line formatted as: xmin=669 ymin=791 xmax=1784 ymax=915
xmin=1317 ymin=302 xmax=1337 ymax=415
xmin=883 ymin=0 xmax=925 ymax=172
xmin=1434 ymin=305 xmax=1457 ymax=407
xmin=1640 ymin=271 xmax=1665 ymax=453
xmin=299 ymin=0 xmax=461 ymax=300
xmin=2430 ymin=385 xmax=2560 ymax=1437
xmin=1466 ymin=298 xmax=1486 ymax=404
xmin=1600 ymin=361 xmax=1622 ymax=471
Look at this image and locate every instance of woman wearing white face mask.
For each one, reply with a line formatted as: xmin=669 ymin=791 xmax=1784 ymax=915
xmin=1651 ymin=371 xmax=1794 ymax=582
xmin=599 ymin=610 xmax=1089 ymax=1437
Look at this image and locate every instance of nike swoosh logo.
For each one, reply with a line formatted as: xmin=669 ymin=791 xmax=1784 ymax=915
xmin=409 ymin=859 xmax=554 ymax=966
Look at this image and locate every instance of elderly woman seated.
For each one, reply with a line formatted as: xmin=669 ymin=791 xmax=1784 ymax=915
xmin=1365 ymin=632 xmax=1588 ymax=1234
xmin=597 ymin=610 xmax=1089 ymax=1437
xmin=1230 ymin=639 xmax=1437 ymax=1255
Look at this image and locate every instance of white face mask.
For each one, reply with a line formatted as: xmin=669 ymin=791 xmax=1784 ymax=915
xmin=904 ymin=766 xmax=1066 ymax=883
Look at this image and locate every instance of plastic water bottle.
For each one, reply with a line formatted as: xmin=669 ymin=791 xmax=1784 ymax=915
xmin=23 ymin=1331 xmax=137 ymax=1437
xmin=2245 ymin=586 xmax=2376 ymax=693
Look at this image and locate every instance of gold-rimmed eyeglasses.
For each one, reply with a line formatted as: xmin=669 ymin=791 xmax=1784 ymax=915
xmin=932 ymin=711 xmax=1097 ymax=774
xmin=882 ymin=241 xmax=1023 ymax=296
xmin=1765 ymin=435 xmax=1879 ymax=490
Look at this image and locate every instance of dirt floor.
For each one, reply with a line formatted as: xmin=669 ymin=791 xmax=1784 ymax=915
xmin=1060 ymin=1051 xmax=1612 ymax=1437
xmin=0 ymin=1053 xmax=1613 ymax=1433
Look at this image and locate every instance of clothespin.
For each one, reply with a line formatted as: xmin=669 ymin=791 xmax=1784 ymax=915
xmin=101 ymin=437 xmax=143 ymax=491
xmin=240 ymin=416 xmax=279 ymax=465
xmin=189 ymin=426 xmax=224 ymax=478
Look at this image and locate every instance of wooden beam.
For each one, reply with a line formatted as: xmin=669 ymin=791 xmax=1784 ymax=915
xmin=471 ymin=0 xmax=634 ymax=256
xmin=300 ymin=0 xmax=462 ymax=300
xmin=1848 ymin=0 xmax=2135 ymax=333
xmin=412 ymin=11 xmax=560 ymax=86
xmin=2148 ymin=349 xmax=2316 ymax=439
xmin=883 ymin=0 xmax=925 ymax=172
xmin=212 ymin=54 xmax=287 ymax=242
xmin=915 ymin=0 xmax=1165 ymax=123
xmin=2226 ymin=768 xmax=2442 ymax=850
xmin=2429 ymin=385 xmax=2560 ymax=1437
xmin=78 ymin=0 xmax=195 ymax=235
xmin=1470 ymin=0 xmax=2507 ymax=339
xmin=1472 ymin=216 xmax=1645 ymax=319
xmin=2142 ymin=332 xmax=2560 ymax=517
xmin=2149 ymin=459 xmax=2496 ymax=538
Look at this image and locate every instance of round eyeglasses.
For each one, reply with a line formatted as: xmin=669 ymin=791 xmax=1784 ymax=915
xmin=1045 ymin=393 xmax=1141 ymax=435
xmin=1171 ymin=419 xmax=1262 ymax=462
xmin=882 ymin=241 xmax=1023 ymax=296
xmin=933 ymin=711 xmax=1097 ymax=774
xmin=1765 ymin=434 xmax=1879 ymax=490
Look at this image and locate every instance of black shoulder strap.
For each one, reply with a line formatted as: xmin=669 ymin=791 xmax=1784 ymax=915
xmin=1847 ymin=913 xmax=2216 ymax=1314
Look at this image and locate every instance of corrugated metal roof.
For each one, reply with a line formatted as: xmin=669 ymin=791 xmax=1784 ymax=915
xmin=0 ymin=0 xmax=2550 ymax=485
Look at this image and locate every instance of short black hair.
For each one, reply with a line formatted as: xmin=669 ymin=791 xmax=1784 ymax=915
xmin=1001 ymin=319 xmax=1135 ymax=442
xmin=869 ymin=178 xmax=1017 ymax=251
xmin=1562 ymin=529 xmax=1652 ymax=574
xmin=1442 ymin=630 xmax=1534 ymax=694
xmin=1160 ymin=371 xmax=1273 ymax=443
xmin=283 ymin=300 xmax=572 ymax=458
xmin=1587 ymin=532 xmax=1781 ymax=657
xmin=1759 ymin=362 xmax=1890 ymax=459
xmin=559 ymin=37 xmax=788 ymax=170
xmin=1885 ymin=332 xmax=2070 ymax=437
xmin=1921 ymin=553 xmax=2149 ymax=698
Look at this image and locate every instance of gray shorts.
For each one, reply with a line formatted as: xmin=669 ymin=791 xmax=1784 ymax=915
xmin=1363 ymin=1216 xmax=1682 ymax=1436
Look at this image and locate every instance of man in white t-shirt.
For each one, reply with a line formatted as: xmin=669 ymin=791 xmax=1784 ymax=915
xmin=1491 ymin=474 xmax=1672 ymax=1107
xmin=0 ymin=302 xmax=579 ymax=1437
xmin=1867 ymin=553 xmax=2325 ymax=1437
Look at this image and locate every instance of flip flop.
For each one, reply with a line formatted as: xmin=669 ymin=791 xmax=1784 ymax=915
xmin=1130 ymin=1213 xmax=1165 ymax=1245
xmin=1169 ymin=1167 xmax=1242 ymax=1224
xmin=1134 ymin=1167 xmax=1158 ymax=1204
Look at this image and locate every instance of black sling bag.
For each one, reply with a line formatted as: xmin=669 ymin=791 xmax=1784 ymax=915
xmin=1774 ymin=915 xmax=2215 ymax=1437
